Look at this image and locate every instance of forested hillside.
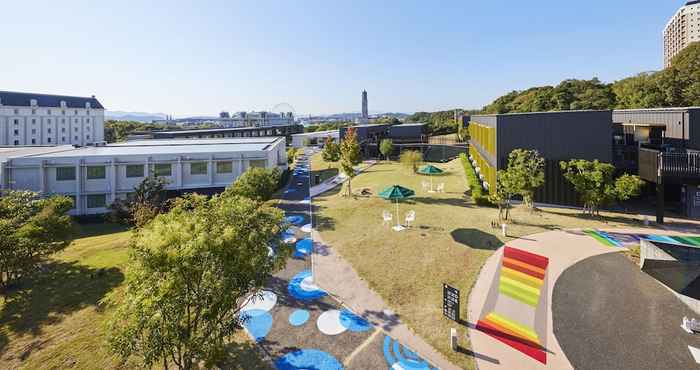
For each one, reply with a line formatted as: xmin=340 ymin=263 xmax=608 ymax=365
xmin=482 ymin=42 xmax=700 ymax=114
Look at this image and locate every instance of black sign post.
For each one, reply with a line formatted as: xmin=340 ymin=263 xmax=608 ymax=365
xmin=442 ymin=283 xmax=460 ymax=322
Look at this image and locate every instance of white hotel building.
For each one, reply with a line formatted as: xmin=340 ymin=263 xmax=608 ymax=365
xmin=0 ymin=91 xmax=105 ymax=146
xmin=664 ymin=1 xmax=700 ymax=68
xmin=0 ymin=137 xmax=287 ymax=215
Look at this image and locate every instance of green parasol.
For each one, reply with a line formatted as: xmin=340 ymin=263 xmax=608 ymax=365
xmin=417 ymin=165 xmax=444 ymax=192
xmin=379 ymin=185 xmax=415 ymax=231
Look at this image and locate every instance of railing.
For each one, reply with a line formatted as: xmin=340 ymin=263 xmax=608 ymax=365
xmin=638 ymin=148 xmax=700 ymax=182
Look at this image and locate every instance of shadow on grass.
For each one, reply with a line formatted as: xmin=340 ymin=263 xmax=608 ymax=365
xmin=408 ymin=196 xmax=473 ymax=208
xmin=539 ymin=209 xmax=645 ymax=228
xmin=74 ymin=222 xmax=130 ymax=239
xmin=0 ymin=261 xmax=124 ymax=356
xmin=220 ymin=340 xmax=273 ymax=370
xmin=451 ymin=229 xmax=503 ymax=250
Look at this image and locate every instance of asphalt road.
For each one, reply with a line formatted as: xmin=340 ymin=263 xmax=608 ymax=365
xmin=553 ymin=252 xmax=700 ymax=370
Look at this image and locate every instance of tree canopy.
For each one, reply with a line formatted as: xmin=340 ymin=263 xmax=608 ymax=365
xmin=107 ymin=194 xmax=288 ymax=369
xmin=481 ymin=43 xmax=700 ymax=113
xmin=340 ymin=128 xmax=361 ymax=196
xmin=0 ymin=191 xmax=74 ymax=290
xmin=223 ymin=167 xmax=281 ymax=202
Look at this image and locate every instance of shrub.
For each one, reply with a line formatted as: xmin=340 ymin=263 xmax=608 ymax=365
xmin=460 ymin=153 xmax=492 ymax=206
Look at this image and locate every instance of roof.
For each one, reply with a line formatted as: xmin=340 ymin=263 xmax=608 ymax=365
xmin=291 ymin=130 xmax=340 ymax=137
xmin=116 ymin=137 xmax=281 ymax=146
xmin=0 ymin=91 xmax=104 ymax=109
xmin=472 ymin=109 xmax=612 ymax=118
xmin=154 ymin=124 xmax=300 ymax=135
xmin=613 ymin=107 xmax=700 ymax=113
xmin=0 ymin=146 xmax=76 ymax=162
xmin=3 ymin=138 xmax=282 ymax=160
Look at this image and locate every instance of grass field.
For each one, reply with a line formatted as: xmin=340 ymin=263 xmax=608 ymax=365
xmin=313 ymin=158 xmax=644 ymax=369
xmin=0 ymin=223 xmax=270 ymax=369
xmin=310 ymin=152 xmax=339 ymax=183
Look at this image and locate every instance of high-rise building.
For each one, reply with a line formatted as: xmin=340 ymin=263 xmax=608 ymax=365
xmin=664 ymin=1 xmax=700 ymax=68
xmin=0 ymin=91 xmax=105 ymax=146
xmin=361 ymin=90 xmax=368 ymax=120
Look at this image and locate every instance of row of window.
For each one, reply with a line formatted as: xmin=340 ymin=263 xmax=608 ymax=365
xmin=54 ymin=160 xmax=264 ymax=181
xmin=10 ymin=118 xmax=91 ymax=124
xmin=6 ymin=108 xmax=93 ymax=116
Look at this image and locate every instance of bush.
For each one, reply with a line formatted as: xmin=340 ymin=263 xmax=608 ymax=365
xmin=223 ymin=167 xmax=281 ymax=202
xmin=460 ymin=153 xmax=492 ymax=206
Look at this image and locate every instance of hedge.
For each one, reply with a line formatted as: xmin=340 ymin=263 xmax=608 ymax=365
xmin=459 ymin=153 xmax=492 ymax=206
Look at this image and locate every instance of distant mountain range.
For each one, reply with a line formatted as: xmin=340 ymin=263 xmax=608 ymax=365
xmin=106 ymin=111 xmax=167 ymax=123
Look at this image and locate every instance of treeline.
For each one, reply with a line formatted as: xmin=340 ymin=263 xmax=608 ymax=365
xmin=482 ymin=42 xmax=700 ymax=114
xmin=406 ymin=109 xmax=480 ymax=134
xmin=304 ymin=121 xmax=352 ymax=133
xmin=104 ymin=120 xmax=217 ymax=143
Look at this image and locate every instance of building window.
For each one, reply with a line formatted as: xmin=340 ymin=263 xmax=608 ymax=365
xmin=190 ymin=162 xmax=208 ymax=175
xmin=62 ymin=118 xmax=66 ymax=123
xmin=48 ymin=128 xmax=52 ymax=133
xmin=126 ymin=164 xmax=145 ymax=178
xmin=13 ymin=129 xmax=18 ymax=135
xmin=86 ymin=135 xmax=90 ymax=140
xmin=153 ymin=163 xmax=172 ymax=177
xmin=13 ymin=109 xmax=18 ymax=114
xmin=13 ymin=140 xmax=19 ymax=145
xmin=86 ymin=194 xmax=107 ymax=209
xmin=47 ymin=138 xmax=52 ymax=143
xmin=86 ymin=125 xmax=90 ymax=131
xmin=32 ymin=109 xmax=36 ymax=115
xmin=62 ymin=137 xmax=66 ymax=142
xmin=13 ymin=119 xmax=18 ymax=125
xmin=31 ymin=129 xmax=36 ymax=134
xmin=74 ymin=136 xmax=78 ymax=141
xmin=31 ymin=119 xmax=36 ymax=124
xmin=74 ymin=110 xmax=78 ymax=115
xmin=47 ymin=119 xmax=51 ymax=124
xmin=48 ymin=109 xmax=52 ymax=115
xmin=31 ymin=139 xmax=36 ymax=144
xmin=62 ymin=110 xmax=66 ymax=115
xmin=68 ymin=195 xmax=76 ymax=209
xmin=87 ymin=166 xmax=106 ymax=180
xmin=87 ymin=118 xmax=90 ymax=123
xmin=216 ymin=161 xmax=233 ymax=174
xmin=75 ymin=127 xmax=78 ymax=132
xmin=56 ymin=167 xmax=76 ymax=181
xmin=249 ymin=159 xmax=266 ymax=168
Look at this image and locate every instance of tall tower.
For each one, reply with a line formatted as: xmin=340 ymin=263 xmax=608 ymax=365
xmin=664 ymin=1 xmax=700 ymax=68
xmin=361 ymin=90 xmax=368 ymax=120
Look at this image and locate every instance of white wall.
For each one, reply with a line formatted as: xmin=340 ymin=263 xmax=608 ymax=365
xmin=0 ymin=105 xmax=104 ymax=146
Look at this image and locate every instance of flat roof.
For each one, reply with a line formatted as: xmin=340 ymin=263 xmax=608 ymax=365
xmin=117 ymin=137 xmax=282 ymax=146
xmin=0 ymin=146 xmax=76 ymax=162
xmin=472 ymin=109 xmax=612 ymax=118
xmin=4 ymin=138 xmax=282 ymax=160
xmin=613 ymin=107 xmax=700 ymax=113
xmin=393 ymin=123 xmax=426 ymax=127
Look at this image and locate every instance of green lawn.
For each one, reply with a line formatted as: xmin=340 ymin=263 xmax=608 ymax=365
xmin=313 ymin=158 xmax=644 ymax=369
xmin=310 ymin=152 xmax=339 ymax=183
xmin=0 ymin=223 xmax=269 ymax=369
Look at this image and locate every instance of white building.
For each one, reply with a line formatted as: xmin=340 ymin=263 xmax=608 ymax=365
xmin=664 ymin=1 xmax=700 ymax=68
xmin=291 ymin=130 xmax=340 ymax=148
xmin=0 ymin=137 xmax=287 ymax=215
xmin=0 ymin=91 xmax=105 ymax=146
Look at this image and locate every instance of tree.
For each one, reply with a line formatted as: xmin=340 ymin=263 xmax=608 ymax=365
xmin=379 ymin=139 xmax=393 ymax=161
xmin=109 ymin=176 xmax=169 ymax=227
xmin=321 ymin=137 xmax=340 ymax=168
xmin=0 ymin=191 xmax=74 ymax=290
xmin=106 ymin=194 xmax=289 ymax=369
xmin=399 ymin=150 xmax=423 ymax=173
xmin=286 ymin=147 xmax=299 ymax=164
xmin=339 ymin=128 xmax=361 ymax=196
xmin=489 ymin=170 xmax=518 ymax=221
xmin=560 ymin=159 xmax=643 ymax=216
xmin=504 ymin=149 xmax=545 ymax=210
xmin=223 ymin=167 xmax=281 ymax=202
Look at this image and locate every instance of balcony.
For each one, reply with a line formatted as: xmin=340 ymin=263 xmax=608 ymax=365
xmin=639 ymin=148 xmax=700 ymax=183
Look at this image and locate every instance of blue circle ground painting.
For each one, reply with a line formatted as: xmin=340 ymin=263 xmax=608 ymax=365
xmin=294 ymin=238 xmax=313 ymax=258
xmin=339 ymin=309 xmax=372 ymax=332
xmin=275 ymin=349 xmax=343 ymax=370
xmin=288 ymin=270 xmax=327 ymax=301
xmin=241 ymin=309 xmax=273 ymax=342
xmin=285 ymin=215 xmax=306 ymax=226
xmin=383 ymin=336 xmax=437 ymax=370
xmin=289 ymin=309 xmax=310 ymax=326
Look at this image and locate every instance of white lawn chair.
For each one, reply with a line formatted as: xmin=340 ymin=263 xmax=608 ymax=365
xmin=421 ymin=181 xmax=429 ymax=192
xmin=382 ymin=210 xmax=393 ymax=226
xmin=405 ymin=210 xmax=416 ymax=228
xmin=436 ymin=183 xmax=445 ymax=193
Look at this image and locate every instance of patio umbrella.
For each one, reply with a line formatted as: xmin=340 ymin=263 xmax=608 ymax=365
xmin=379 ymin=185 xmax=415 ymax=231
xmin=417 ymin=165 xmax=444 ymax=192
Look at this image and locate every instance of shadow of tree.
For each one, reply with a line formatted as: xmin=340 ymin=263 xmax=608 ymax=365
xmin=450 ymin=229 xmax=503 ymax=250
xmin=407 ymin=197 xmax=473 ymax=208
xmin=0 ymin=261 xmax=124 ymax=356
xmin=220 ymin=340 xmax=273 ymax=370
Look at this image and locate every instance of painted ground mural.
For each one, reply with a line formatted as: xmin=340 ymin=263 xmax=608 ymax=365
xmin=476 ymin=246 xmax=550 ymax=364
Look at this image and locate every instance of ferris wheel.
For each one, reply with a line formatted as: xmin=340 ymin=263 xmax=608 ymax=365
xmin=271 ymin=103 xmax=296 ymax=117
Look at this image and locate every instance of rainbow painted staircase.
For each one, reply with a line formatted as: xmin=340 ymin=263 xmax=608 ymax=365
xmin=476 ymin=246 xmax=549 ymax=364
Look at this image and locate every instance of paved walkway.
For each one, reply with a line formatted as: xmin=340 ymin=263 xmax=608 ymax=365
xmin=467 ymin=227 xmax=700 ymax=370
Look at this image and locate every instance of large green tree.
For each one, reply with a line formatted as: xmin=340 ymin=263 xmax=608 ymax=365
xmin=560 ymin=159 xmax=643 ymax=216
xmin=321 ymin=137 xmax=341 ymax=167
xmin=223 ymin=167 xmax=281 ymax=202
xmin=0 ymin=191 xmax=74 ymax=289
xmin=109 ymin=176 xmax=169 ymax=228
xmin=503 ymin=149 xmax=545 ymax=210
xmin=107 ymin=194 xmax=288 ymax=369
xmin=340 ymin=128 xmax=361 ymax=196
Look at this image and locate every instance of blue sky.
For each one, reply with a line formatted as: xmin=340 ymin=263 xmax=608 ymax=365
xmin=0 ymin=0 xmax=682 ymax=116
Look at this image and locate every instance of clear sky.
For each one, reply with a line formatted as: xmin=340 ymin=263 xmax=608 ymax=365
xmin=0 ymin=0 xmax=684 ymax=116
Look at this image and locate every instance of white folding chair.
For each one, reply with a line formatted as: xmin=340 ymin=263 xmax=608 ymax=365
xmin=421 ymin=181 xmax=429 ymax=192
xmin=436 ymin=183 xmax=445 ymax=193
xmin=405 ymin=210 xmax=416 ymax=228
xmin=382 ymin=210 xmax=393 ymax=226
